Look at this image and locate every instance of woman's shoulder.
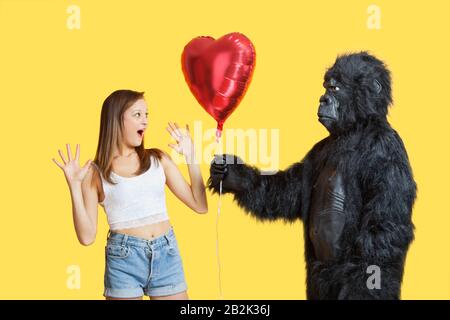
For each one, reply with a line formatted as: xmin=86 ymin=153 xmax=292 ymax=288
xmin=146 ymin=148 xmax=171 ymax=163
xmin=145 ymin=147 xmax=168 ymax=156
xmin=147 ymin=149 xmax=177 ymax=175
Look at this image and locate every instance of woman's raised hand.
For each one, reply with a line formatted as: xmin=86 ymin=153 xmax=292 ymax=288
xmin=166 ymin=122 xmax=195 ymax=160
xmin=52 ymin=144 xmax=93 ymax=186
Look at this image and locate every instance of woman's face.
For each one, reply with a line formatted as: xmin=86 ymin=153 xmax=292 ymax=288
xmin=122 ymin=98 xmax=148 ymax=148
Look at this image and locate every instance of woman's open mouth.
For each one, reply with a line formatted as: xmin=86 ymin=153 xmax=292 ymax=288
xmin=137 ymin=129 xmax=144 ymax=138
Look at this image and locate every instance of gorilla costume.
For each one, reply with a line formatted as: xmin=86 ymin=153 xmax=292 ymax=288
xmin=208 ymin=52 xmax=416 ymax=300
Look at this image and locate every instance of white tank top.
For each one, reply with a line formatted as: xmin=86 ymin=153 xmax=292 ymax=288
xmin=96 ymin=157 xmax=169 ymax=230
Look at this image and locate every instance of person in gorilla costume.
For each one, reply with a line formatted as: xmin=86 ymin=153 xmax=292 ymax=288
xmin=208 ymin=52 xmax=416 ymax=300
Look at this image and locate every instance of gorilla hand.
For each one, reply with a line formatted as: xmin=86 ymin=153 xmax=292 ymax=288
xmin=208 ymin=154 xmax=247 ymax=194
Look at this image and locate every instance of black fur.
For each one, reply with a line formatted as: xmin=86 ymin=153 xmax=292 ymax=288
xmin=208 ymin=52 xmax=416 ymax=300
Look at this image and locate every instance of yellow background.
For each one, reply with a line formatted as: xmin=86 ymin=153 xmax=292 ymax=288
xmin=0 ymin=0 xmax=449 ymax=299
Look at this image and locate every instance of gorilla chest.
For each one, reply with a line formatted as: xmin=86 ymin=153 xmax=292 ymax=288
xmin=308 ymin=165 xmax=346 ymax=261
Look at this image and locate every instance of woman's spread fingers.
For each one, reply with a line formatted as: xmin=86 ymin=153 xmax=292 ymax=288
xmin=173 ymin=122 xmax=183 ymax=138
xmin=170 ymin=122 xmax=182 ymax=137
xmin=75 ymin=144 xmax=80 ymax=161
xmin=168 ymin=122 xmax=181 ymax=137
xmin=166 ymin=125 xmax=175 ymax=137
xmin=66 ymin=144 xmax=73 ymax=161
xmin=52 ymin=158 xmax=63 ymax=169
xmin=166 ymin=126 xmax=180 ymax=142
xmin=58 ymin=149 xmax=67 ymax=164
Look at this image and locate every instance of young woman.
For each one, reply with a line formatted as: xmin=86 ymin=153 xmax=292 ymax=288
xmin=52 ymin=89 xmax=208 ymax=300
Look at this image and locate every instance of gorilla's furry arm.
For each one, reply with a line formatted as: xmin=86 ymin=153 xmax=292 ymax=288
xmin=208 ymin=154 xmax=305 ymax=222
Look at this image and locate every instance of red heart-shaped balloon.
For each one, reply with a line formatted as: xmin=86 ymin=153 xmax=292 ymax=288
xmin=181 ymin=32 xmax=256 ymax=139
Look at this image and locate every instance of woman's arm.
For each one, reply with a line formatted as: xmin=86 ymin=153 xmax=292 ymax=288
xmin=163 ymin=122 xmax=208 ymax=214
xmin=53 ymin=144 xmax=98 ymax=245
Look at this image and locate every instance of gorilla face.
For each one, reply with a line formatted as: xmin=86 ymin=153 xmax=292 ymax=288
xmin=318 ymin=52 xmax=392 ymax=134
xmin=318 ymin=78 xmax=345 ymax=133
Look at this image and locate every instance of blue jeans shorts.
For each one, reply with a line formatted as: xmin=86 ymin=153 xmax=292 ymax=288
xmin=103 ymin=226 xmax=188 ymax=298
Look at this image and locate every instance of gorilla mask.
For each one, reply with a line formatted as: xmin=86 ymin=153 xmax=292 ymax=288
xmin=318 ymin=52 xmax=392 ymax=134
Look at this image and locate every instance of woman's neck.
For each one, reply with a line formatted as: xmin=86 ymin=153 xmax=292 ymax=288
xmin=113 ymin=148 xmax=137 ymax=159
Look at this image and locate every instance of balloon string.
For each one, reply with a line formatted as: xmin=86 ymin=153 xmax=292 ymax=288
xmin=216 ymin=179 xmax=223 ymax=299
xmin=215 ymin=138 xmax=223 ymax=299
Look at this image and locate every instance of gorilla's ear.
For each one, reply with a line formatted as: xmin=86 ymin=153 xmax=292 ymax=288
xmin=373 ymin=79 xmax=382 ymax=94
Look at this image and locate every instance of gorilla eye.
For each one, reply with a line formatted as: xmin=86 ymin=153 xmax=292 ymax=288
xmin=329 ymin=85 xmax=340 ymax=92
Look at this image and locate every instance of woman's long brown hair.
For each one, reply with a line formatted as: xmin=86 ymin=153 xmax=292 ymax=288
xmin=93 ymin=89 xmax=164 ymax=185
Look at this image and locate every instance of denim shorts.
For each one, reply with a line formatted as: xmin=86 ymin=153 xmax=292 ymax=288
xmin=103 ymin=226 xmax=188 ymax=298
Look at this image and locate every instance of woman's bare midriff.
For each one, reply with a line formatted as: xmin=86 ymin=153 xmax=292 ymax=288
xmin=112 ymin=220 xmax=172 ymax=240
xmin=94 ymin=160 xmax=173 ymax=241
